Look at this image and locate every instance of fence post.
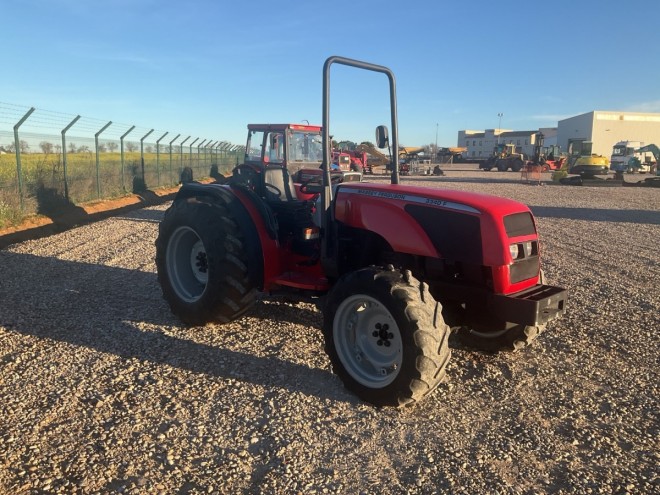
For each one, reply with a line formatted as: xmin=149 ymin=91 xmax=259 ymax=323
xmin=179 ymin=136 xmax=190 ymax=174
xmin=156 ymin=131 xmax=168 ymax=187
xmin=197 ymin=139 xmax=207 ymax=173
xmin=139 ymin=129 xmax=154 ymax=190
xmin=94 ymin=121 xmax=112 ymax=198
xmin=120 ymin=126 xmax=135 ymax=193
xmin=207 ymin=141 xmax=216 ymax=170
xmin=189 ymin=138 xmax=199 ymax=171
xmin=168 ymin=134 xmax=180 ymax=185
xmin=13 ymin=107 xmax=35 ymax=210
xmin=61 ymin=115 xmax=81 ymax=203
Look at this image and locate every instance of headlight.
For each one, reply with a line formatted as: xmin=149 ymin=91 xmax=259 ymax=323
xmin=509 ymin=243 xmax=520 ymax=260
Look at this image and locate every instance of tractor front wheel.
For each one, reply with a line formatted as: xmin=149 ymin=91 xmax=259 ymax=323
xmin=155 ymin=199 xmax=257 ymax=325
xmin=323 ymin=267 xmax=451 ymax=407
xmin=455 ymin=323 xmax=546 ymax=352
xmin=454 ymin=270 xmax=548 ymax=352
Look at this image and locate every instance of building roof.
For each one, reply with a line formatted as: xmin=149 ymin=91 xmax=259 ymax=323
xmin=499 ymin=130 xmax=538 ymax=137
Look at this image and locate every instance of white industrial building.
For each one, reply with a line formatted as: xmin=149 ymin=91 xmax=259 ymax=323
xmin=557 ymin=111 xmax=660 ymax=157
xmin=457 ymin=127 xmax=557 ymax=159
xmin=458 ymin=111 xmax=660 ymax=160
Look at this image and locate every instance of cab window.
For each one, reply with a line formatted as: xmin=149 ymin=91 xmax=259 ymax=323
xmin=265 ymin=132 xmax=284 ymax=164
xmin=247 ymin=131 xmax=265 ymax=161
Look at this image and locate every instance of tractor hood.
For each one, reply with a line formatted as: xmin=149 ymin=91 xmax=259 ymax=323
xmin=333 ymin=182 xmax=536 ymax=268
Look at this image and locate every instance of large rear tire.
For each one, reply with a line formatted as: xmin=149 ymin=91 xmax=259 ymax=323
xmin=155 ymin=199 xmax=257 ymax=325
xmin=323 ymin=267 xmax=451 ymax=407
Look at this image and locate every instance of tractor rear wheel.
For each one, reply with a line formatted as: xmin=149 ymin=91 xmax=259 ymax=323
xmin=496 ymin=160 xmax=507 ymax=172
xmin=511 ymin=158 xmax=524 ymax=172
xmin=323 ymin=267 xmax=451 ymax=407
xmin=155 ymin=199 xmax=257 ymax=325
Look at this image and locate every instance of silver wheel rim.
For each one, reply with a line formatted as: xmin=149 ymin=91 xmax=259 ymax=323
xmin=333 ymin=294 xmax=403 ymax=388
xmin=166 ymin=226 xmax=208 ymax=303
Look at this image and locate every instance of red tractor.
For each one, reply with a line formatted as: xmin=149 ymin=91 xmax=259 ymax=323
xmin=156 ymin=56 xmax=567 ymax=407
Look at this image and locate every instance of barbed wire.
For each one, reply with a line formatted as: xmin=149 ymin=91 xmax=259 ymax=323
xmin=0 ymin=101 xmax=233 ymax=146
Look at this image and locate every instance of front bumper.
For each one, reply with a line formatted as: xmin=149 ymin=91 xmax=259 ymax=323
xmin=487 ymin=284 xmax=567 ymax=327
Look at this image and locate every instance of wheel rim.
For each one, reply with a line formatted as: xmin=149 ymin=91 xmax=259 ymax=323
xmin=166 ymin=226 xmax=208 ymax=303
xmin=333 ymin=294 xmax=403 ymax=388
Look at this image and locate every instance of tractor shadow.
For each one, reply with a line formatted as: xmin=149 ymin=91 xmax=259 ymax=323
xmin=0 ymin=251 xmax=351 ymax=404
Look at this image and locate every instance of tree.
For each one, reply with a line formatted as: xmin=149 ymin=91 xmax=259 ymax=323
xmin=107 ymin=142 xmax=118 ymax=152
xmin=145 ymin=145 xmax=153 ymax=154
xmin=39 ymin=141 xmax=54 ymax=154
xmin=98 ymin=143 xmax=107 ymax=153
xmin=19 ymin=140 xmax=30 ymax=153
xmin=125 ymin=142 xmax=137 ymax=152
xmin=78 ymin=145 xmax=90 ymax=154
xmin=68 ymin=142 xmax=77 ymax=153
xmin=337 ymin=140 xmax=357 ymax=150
xmin=5 ymin=142 xmax=15 ymax=153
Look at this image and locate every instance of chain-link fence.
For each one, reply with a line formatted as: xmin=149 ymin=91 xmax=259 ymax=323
xmin=0 ymin=102 xmax=245 ymax=227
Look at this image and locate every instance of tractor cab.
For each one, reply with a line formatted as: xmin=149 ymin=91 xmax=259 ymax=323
xmin=238 ymin=123 xmax=359 ymax=201
xmin=245 ymin=123 xmax=323 ymax=171
xmin=238 ymin=124 xmax=322 ymax=200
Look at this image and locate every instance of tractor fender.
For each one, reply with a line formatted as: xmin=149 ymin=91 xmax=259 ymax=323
xmin=173 ymin=182 xmax=280 ymax=290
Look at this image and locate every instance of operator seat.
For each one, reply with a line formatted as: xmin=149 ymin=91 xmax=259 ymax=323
xmin=263 ymin=165 xmax=296 ymax=202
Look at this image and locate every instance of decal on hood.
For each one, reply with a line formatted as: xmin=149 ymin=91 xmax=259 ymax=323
xmin=340 ymin=187 xmax=481 ymax=214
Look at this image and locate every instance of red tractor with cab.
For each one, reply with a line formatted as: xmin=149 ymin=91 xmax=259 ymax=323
xmin=156 ymin=56 xmax=567 ymax=407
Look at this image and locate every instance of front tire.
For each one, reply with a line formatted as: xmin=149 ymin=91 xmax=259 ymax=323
xmin=155 ymin=199 xmax=257 ymax=325
xmin=456 ymin=323 xmax=546 ymax=352
xmin=453 ymin=270 xmax=547 ymax=352
xmin=323 ymin=267 xmax=451 ymax=407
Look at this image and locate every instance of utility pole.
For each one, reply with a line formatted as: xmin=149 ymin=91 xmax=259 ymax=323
xmin=435 ymin=123 xmax=438 ymax=163
xmin=497 ymin=113 xmax=503 ymax=144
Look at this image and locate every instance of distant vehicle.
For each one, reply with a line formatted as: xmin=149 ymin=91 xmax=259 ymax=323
xmin=567 ymin=141 xmax=609 ymax=176
xmin=610 ymin=141 xmax=653 ymax=174
xmin=480 ymin=143 xmax=525 ymax=172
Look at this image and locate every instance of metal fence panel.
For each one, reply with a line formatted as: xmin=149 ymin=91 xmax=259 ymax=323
xmin=0 ymin=103 xmax=241 ymax=227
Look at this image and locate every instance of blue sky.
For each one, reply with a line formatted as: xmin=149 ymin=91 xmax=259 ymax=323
xmin=2 ymin=0 xmax=659 ymax=148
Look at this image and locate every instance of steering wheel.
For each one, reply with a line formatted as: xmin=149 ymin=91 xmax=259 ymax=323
xmin=265 ymin=183 xmax=282 ymax=198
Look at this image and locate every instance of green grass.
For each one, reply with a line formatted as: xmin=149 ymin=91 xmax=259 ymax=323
xmin=0 ymin=150 xmax=238 ymax=228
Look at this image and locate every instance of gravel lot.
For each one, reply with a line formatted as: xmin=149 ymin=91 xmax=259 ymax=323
xmin=1 ymin=167 xmax=658 ymax=494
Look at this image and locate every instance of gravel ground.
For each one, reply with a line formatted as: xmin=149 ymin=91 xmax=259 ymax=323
xmin=0 ymin=167 xmax=658 ymax=494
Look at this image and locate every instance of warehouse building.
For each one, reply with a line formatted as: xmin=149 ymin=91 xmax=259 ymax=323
xmin=457 ymin=127 xmax=557 ymax=160
xmin=458 ymin=111 xmax=660 ymax=161
xmin=557 ymin=111 xmax=660 ymax=157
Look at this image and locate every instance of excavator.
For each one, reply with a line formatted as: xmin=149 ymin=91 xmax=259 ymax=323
xmin=557 ymin=142 xmax=659 ymax=187
xmin=637 ymin=144 xmax=659 ymax=175
xmin=566 ymin=141 xmax=609 ymax=176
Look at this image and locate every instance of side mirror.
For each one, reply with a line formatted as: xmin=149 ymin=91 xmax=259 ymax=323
xmin=375 ymin=125 xmax=389 ymax=149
